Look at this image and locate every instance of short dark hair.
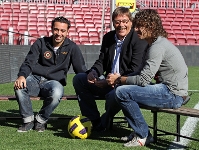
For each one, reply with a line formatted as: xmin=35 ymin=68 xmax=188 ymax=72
xmin=51 ymin=16 xmax=71 ymax=29
xmin=134 ymin=9 xmax=168 ymax=41
xmin=112 ymin=7 xmax=133 ymax=22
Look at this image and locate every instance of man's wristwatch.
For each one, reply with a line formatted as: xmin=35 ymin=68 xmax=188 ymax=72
xmin=115 ymin=76 xmax=121 ymax=85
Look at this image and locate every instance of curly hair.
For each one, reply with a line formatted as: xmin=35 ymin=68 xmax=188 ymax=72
xmin=133 ymin=9 xmax=168 ymax=41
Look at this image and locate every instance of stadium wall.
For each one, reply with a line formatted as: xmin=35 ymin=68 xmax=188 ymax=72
xmin=0 ymin=45 xmax=198 ymax=84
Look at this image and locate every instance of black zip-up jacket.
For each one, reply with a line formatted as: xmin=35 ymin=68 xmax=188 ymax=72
xmin=90 ymin=28 xmax=148 ymax=77
xmin=18 ymin=36 xmax=87 ymax=86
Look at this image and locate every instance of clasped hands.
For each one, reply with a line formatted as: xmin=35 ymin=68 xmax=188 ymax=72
xmin=87 ymin=69 xmax=120 ymax=88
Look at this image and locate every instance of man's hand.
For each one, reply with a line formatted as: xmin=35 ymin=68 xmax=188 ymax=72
xmin=14 ymin=76 xmax=26 ymax=90
xmin=106 ymin=73 xmax=121 ymax=87
xmin=94 ymin=79 xmax=108 ymax=88
xmin=87 ymin=69 xmax=99 ymax=84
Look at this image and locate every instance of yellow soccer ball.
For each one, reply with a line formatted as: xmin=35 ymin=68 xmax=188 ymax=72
xmin=68 ymin=115 xmax=92 ymax=139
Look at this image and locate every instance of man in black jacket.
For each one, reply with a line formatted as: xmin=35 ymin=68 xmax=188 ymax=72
xmin=14 ymin=16 xmax=87 ymax=132
xmin=73 ymin=7 xmax=148 ymax=131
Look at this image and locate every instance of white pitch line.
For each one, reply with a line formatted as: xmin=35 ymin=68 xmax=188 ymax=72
xmin=168 ymin=102 xmax=199 ymax=150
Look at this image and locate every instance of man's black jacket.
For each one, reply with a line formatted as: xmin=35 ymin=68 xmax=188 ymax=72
xmin=91 ymin=28 xmax=148 ymax=77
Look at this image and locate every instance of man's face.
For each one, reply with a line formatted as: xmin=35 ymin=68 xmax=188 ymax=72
xmin=113 ymin=15 xmax=132 ymax=40
xmin=135 ymin=26 xmax=151 ymax=40
xmin=52 ymin=22 xmax=69 ymax=47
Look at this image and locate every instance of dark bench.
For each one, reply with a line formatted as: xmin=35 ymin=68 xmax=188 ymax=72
xmin=0 ymin=94 xmax=199 ymax=143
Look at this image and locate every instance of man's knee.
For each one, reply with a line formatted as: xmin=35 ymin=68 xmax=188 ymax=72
xmin=73 ymin=73 xmax=87 ymax=87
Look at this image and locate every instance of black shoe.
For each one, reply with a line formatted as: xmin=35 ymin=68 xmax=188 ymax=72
xmin=34 ymin=121 xmax=47 ymax=132
xmin=92 ymin=123 xmax=106 ymax=132
xmin=17 ymin=121 xmax=34 ymax=132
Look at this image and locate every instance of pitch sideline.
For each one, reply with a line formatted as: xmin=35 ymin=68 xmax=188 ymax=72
xmin=168 ymin=102 xmax=199 ymax=149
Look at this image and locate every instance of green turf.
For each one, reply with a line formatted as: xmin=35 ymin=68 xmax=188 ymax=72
xmin=0 ymin=67 xmax=199 ymax=150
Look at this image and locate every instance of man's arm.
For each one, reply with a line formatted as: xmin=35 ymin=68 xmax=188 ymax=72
xmin=17 ymin=39 xmax=41 ymax=78
xmin=71 ymin=44 xmax=87 ymax=74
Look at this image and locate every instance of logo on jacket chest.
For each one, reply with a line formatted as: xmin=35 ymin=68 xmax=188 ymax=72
xmin=44 ymin=51 xmax=52 ymax=59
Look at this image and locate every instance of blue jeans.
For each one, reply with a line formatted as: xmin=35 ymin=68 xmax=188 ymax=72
xmin=73 ymin=73 xmax=121 ymax=127
xmin=15 ymin=75 xmax=64 ymax=124
xmin=115 ymin=83 xmax=183 ymax=138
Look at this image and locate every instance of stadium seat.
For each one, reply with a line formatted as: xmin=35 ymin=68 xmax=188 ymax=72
xmin=90 ymin=36 xmax=100 ymax=45
xmin=196 ymin=35 xmax=199 ymax=44
xmin=79 ymin=36 xmax=89 ymax=44
xmin=192 ymin=18 xmax=199 ymax=23
xmin=88 ymin=31 xmax=99 ymax=37
xmin=186 ymin=35 xmax=196 ymax=45
xmin=183 ymin=29 xmax=194 ymax=36
xmin=175 ymin=8 xmax=183 ymax=14
xmin=11 ymin=3 xmax=20 ymax=9
xmin=176 ymin=34 xmax=187 ymax=45
xmin=84 ymin=18 xmax=94 ymax=24
xmin=165 ymin=8 xmax=175 ymax=14
xmin=173 ymin=17 xmax=183 ymax=22
xmin=168 ymin=34 xmax=176 ymax=44
xmin=183 ymin=18 xmax=192 ymax=22
xmin=55 ymin=5 xmax=64 ymax=11
xmin=184 ymin=8 xmax=193 ymax=14
xmin=29 ymin=3 xmax=37 ymax=10
xmin=175 ymin=14 xmax=184 ymax=20
xmin=38 ymin=30 xmax=48 ymax=37
xmin=37 ymin=3 xmax=46 ymax=11
xmin=73 ymin=14 xmax=84 ymax=19
xmin=164 ymin=17 xmax=173 ymax=22
xmin=85 ymin=23 xmax=95 ymax=28
xmin=157 ymin=8 xmax=166 ymax=14
xmin=79 ymin=31 xmax=89 ymax=37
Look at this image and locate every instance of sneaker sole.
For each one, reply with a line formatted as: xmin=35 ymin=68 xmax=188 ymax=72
xmin=17 ymin=129 xmax=32 ymax=132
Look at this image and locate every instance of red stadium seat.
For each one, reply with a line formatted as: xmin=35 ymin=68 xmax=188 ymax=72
xmin=157 ymin=8 xmax=166 ymax=14
xmin=176 ymin=34 xmax=187 ymax=45
xmin=168 ymin=34 xmax=176 ymax=44
xmin=196 ymin=35 xmax=199 ymax=44
xmin=29 ymin=3 xmax=37 ymax=10
xmin=88 ymin=31 xmax=99 ymax=37
xmin=79 ymin=31 xmax=89 ymax=37
xmin=90 ymin=36 xmax=100 ymax=45
xmin=186 ymin=35 xmax=196 ymax=45
xmin=192 ymin=18 xmax=199 ymax=23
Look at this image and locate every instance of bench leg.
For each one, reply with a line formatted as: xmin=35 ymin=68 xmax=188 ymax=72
xmin=176 ymin=114 xmax=180 ymax=142
xmin=152 ymin=111 xmax=157 ymax=143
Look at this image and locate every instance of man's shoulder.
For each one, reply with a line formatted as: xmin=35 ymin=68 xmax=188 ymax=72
xmin=104 ymin=30 xmax=115 ymax=38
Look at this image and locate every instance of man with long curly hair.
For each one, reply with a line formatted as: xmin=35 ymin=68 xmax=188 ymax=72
xmin=106 ymin=9 xmax=188 ymax=147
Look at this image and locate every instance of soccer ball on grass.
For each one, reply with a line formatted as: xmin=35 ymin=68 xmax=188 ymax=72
xmin=68 ymin=115 xmax=92 ymax=139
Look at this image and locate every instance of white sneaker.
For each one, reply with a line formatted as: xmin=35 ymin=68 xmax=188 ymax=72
xmin=124 ymin=134 xmax=147 ymax=147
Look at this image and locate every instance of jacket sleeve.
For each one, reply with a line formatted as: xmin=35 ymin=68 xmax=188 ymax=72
xmin=90 ymin=33 xmax=110 ymax=76
xmin=126 ymin=45 xmax=163 ymax=86
xmin=123 ymin=31 xmax=148 ymax=75
xmin=71 ymin=44 xmax=87 ymax=74
xmin=17 ymin=39 xmax=41 ymax=78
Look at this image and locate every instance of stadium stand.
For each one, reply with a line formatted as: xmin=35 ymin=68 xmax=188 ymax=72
xmin=0 ymin=0 xmax=199 ymax=45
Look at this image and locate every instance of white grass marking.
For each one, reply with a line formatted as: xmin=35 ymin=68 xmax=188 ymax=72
xmin=168 ymin=102 xmax=199 ymax=150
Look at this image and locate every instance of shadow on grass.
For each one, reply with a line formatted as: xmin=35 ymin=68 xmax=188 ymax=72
xmin=0 ymin=110 xmax=195 ymax=149
xmin=51 ymin=120 xmax=194 ymax=149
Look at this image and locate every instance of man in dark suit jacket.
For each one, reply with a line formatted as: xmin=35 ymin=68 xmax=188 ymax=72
xmin=73 ymin=7 xmax=148 ymax=131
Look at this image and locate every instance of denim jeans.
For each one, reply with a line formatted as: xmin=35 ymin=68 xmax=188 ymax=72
xmin=73 ymin=73 xmax=120 ymax=127
xmin=15 ymin=75 xmax=64 ymax=124
xmin=115 ymin=83 xmax=184 ymax=138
